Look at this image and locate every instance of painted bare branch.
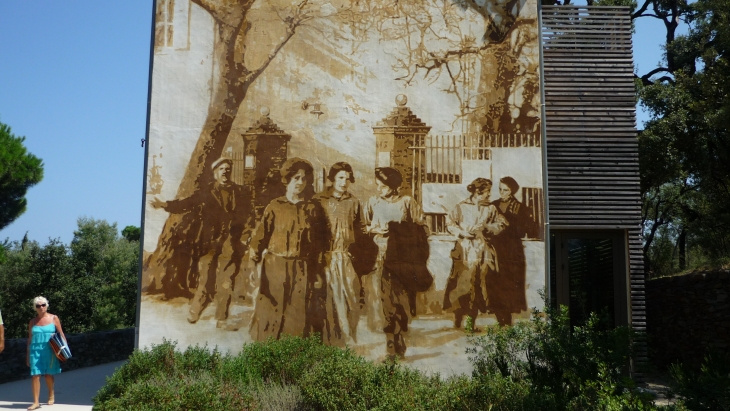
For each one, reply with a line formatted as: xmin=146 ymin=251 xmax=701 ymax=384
xmin=177 ymin=0 xmax=311 ymax=198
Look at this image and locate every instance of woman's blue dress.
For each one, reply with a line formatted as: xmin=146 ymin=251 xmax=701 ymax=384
xmin=29 ymin=322 xmax=62 ymax=376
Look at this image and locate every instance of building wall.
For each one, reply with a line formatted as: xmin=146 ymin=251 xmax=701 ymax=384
xmin=140 ymin=0 xmax=547 ymax=375
xmin=541 ymin=5 xmax=644 ymax=372
xmin=144 ymin=2 xmax=215 ymax=248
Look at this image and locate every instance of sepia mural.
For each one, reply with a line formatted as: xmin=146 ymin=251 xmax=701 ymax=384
xmin=140 ymin=0 xmax=546 ymax=374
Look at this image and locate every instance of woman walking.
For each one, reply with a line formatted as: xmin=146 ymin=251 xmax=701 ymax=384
xmin=316 ymin=162 xmax=364 ymax=346
xmin=363 ymin=167 xmax=428 ymax=358
xmin=248 ymin=158 xmax=330 ymax=341
xmin=443 ymin=178 xmax=506 ymax=329
xmin=26 ymin=296 xmax=66 ymax=410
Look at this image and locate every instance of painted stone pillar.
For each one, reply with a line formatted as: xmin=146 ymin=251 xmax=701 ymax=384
xmin=241 ymin=107 xmax=291 ymax=217
xmin=372 ymin=95 xmax=431 ymax=200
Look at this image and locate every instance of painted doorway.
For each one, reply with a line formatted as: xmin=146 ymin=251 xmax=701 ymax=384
xmin=550 ymin=231 xmax=630 ymax=328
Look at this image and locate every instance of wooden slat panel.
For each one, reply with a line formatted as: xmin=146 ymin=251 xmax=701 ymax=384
xmin=542 ymin=5 xmax=646 ymax=373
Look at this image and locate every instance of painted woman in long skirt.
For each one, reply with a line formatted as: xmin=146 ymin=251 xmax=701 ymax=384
xmin=488 ymin=176 xmax=531 ymax=325
xmin=443 ymin=178 xmax=507 ymax=329
xmin=249 ymin=158 xmax=329 ymax=341
xmin=363 ymin=167 xmax=427 ymax=358
xmin=316 ymin=162 xmax=364 ymax=346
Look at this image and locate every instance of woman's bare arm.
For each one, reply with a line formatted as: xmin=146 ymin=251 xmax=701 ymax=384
xmin=53 ymin=316 xmax=66 ymax=341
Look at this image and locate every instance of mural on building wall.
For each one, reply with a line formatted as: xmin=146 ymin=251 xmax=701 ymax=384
xmin=140 ymin=0 xmax=545 ymax=374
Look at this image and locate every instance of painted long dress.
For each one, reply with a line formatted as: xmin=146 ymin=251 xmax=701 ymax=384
xmin=248 ymin=196 xmax=329 ymax=341
xmin=363 ymin=193 xmax=424 ymax=356
xmin=317 ymin=189 xmax=364 ymax=346
xmin=443 ymin=198 xmax=506 ymax=325
xmin=487 ymin=196 xmax=531 ymax=325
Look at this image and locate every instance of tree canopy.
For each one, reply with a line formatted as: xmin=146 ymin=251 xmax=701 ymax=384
xmin=122 ymin=225 xmax=141 ymax=242
xmin=0 ymin=121 xmax=44 ymax=231
xmin=0 ymin=218 xmax=139 ymax=339
xmin=638 ymin=0 xmax=730 ymax=275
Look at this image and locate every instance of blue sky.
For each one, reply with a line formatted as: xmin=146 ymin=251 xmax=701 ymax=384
xmin=0 ymin=2 xmax=152 ymax=244
xmin=0 ymin=1 xmax=674 ymax=245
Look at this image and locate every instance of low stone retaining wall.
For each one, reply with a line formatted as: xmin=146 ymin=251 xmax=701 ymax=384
xmin=0 ymin=328 xmax=134 ymax=384
xmin=646 ymin=270 xmax=730 ymax=370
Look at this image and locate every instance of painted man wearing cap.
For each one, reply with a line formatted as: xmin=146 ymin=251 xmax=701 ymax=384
xmin=151 ymin=157 xmax=253 ymax=325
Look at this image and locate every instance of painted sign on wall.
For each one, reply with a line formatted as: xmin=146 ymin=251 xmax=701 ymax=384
xmin=140 ymin=0 xmax=545 ymax=374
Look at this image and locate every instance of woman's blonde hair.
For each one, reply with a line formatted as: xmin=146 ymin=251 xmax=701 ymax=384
xmin=32 ymin=296 xmax=49 ymax=309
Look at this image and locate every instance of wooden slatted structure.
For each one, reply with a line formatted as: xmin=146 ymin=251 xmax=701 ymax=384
xmin=541 ymin=5 xmax=646 ymax=372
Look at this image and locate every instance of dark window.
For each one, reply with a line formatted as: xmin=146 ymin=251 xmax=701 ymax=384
xmin=550 ymin=230 xmax=628 ymax=328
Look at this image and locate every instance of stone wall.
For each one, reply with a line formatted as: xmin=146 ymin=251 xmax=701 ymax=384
xmin=646 ymin=270 xmax=730 ymax=369
xmin=0 ymin=328 xmax=134 ymax=384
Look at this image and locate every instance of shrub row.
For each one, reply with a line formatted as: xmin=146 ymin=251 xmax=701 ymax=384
xmin=94 ymin=306 xmax=702 ymax=411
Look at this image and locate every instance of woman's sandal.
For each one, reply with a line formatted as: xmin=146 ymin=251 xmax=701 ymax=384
xmin=27 ymin=404 xmax=41 ymax=410
xmin=48 ymin=396 xmax=55 ymax=405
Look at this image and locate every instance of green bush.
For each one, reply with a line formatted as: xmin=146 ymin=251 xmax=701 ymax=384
xmin=669 ymin=352 xmax=730 ymax=411
xmin=94 ymin=338 xmax=466 ymax=411
xmin=251 ymin=383 xmax=309 ymax=411
xmin=0 ymin=218 xmax=139 ymax=338
xmin=466 ymin=305 xmax=658 ymax=410
xmin=95 ymin=324 xmax=673 ymax=411
xmin=94 ymin=340 xmax=254 ymax=411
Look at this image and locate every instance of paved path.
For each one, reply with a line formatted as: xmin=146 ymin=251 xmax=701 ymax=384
xmin=0 ymin=361 xmax=126 ymax=410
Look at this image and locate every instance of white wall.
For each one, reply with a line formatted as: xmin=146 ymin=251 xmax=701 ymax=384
xmin=144 ymin=2 xmax=215 ymax=251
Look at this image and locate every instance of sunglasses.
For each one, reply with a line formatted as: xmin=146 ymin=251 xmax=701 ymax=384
xmin=35 ymin=304 xmax=47 ymax=308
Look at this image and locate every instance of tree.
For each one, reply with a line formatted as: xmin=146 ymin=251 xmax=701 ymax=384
xmin=122 ymin=226 xmax=141 ymax=242
xmin=638 ymin=0 xmax=730 ymax=274
xmin=71 ymin=218 xmax=139 ymax=330
xmin=0 ymin=238 xmax=77 ymax=339
xmin=0 ymin=121 xmax=44 ymax=230
xmin=0 ymin=218 xmax=140 ymax=338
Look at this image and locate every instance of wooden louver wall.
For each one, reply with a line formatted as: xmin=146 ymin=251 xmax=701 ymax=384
xmin=541 ymin=5 xmax=646 ymax=369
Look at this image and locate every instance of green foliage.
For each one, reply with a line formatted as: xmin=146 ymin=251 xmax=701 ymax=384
xmin=95 ymin=312 xmax=664 ymax=411
xmin=252 ymin=383 xmax=309 ymax=411
xmin=94 ymin=341 xmax=252 ymax=411
xmin=669 ymin=352 xmax=730 ymax=411
xmin=0 ymin=238 xmax=76 ymax=338
xmin=639 ymin=0 xmax=730 ymax=275
xmin=594 ymin=0 xmax=638 ymax=11
xmin=467 ymin=306 xmax=650 ymax=410
xmin=122 ymin=225 xmax=141 ymax=242
xmin=0 ymin=218 xmax=139 ymax=338
xmin=72 ymin=218 xmax=139 ymax=330
xmin=0 ymin=121 xmax=44 ymax=230
xmin=0 ymin=239 xmax=7 ymax=264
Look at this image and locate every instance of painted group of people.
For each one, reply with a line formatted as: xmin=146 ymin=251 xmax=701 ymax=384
xmin=151 ymin=157 xmax=429 ymax=357
xmin=442 ymin=176 xmax=534 ymax=328
xmin=247 ymin=160 xmax=429 ymax=358
xmin=152 ymin=155 xmax=534 ymax=358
